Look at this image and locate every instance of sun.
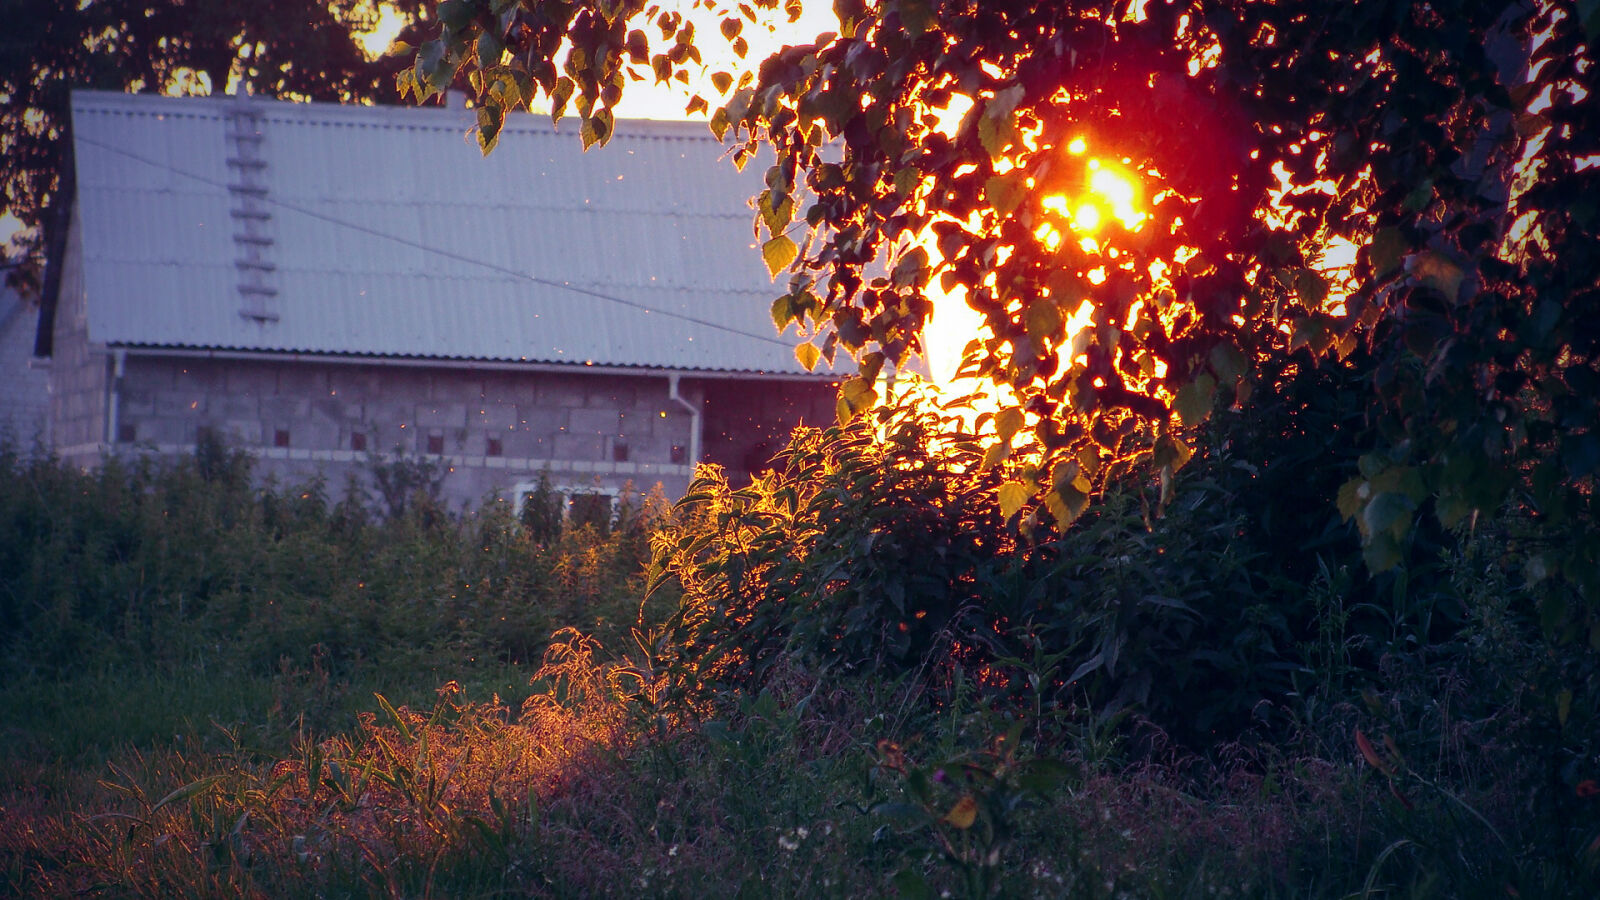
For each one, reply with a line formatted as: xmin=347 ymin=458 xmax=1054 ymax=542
xmin=922 ymin=138 xmax=1149 ymax=389
xmin=1043 ymin=153 xmax=1147 ymax=236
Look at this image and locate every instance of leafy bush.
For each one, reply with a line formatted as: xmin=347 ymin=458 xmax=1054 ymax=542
xmin=649 ymin=393 xmax=1020 ymax=693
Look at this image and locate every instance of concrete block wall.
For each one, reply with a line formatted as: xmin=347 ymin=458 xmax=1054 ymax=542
xmin=0 ymin=295 xmax=51 ymax=447
xmin=700 ymin=377 xmax=839 ymax=483
xmin=47 ymin=214 xmax=108 ymax=466
xmin=109 ymin=356 xmax=713 ymax=510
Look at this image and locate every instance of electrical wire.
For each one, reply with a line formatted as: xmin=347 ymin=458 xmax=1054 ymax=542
xmin=73 ymin=132 xmax=798 ymax=350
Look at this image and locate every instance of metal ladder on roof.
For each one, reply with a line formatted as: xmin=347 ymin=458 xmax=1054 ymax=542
xmin=227 ymin=90 xmax=278 ymax=323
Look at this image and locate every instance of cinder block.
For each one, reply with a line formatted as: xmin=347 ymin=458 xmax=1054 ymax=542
xmin=173 ymin=361 xmax=227 ymax=392
xmin=515 ymin=405 xmax=565 ymax=437
xmin=569 ymin=407 xmax=621 ymax=435
xmin=124 ymin=362 xmax=176 ymax=392
xmin=120 ymin=394 xmax=155 ymax=416
xmin=207 ymin=394 xmax=259 ymax=420
xmin=429 ymin=371 xmax=481 ymax=402
xmin=261 ymin=396 xmax=311 ymax=420
xmin=297 ymin=421 xmax=341 ymax=450
xmin=327 ymin=366 xmax=383 ymax=398
xmin=480 ymin=372 xmax=536 ymax=405
xmin=588 ymin=380 xmax=638 ymax=409
xmin=225 ymin=366 xmax=276 ymax=397
xmin=415 ymin=402 xmax=468 ymax=429
xmin=376 ymin=370 xmax=432 ymax=400
xmin=156 ymin=391 xmax=208 ymax=417
xmin=310 ymin=398 xmax=350 ymax=422
xmin=473 ymin=404 xmax=520 ymax=430
xmin=535 ymin=379 xmax=585 ymax=408
xmin=275 ymin=367 xmax=329 ymax=396
xmin=219 ymin=419 xmax=263 ymax=444
xmin=553 ymin=433 xmax=603 ymax=460
xmin=366 ymin=400 xmax=413 ymax=429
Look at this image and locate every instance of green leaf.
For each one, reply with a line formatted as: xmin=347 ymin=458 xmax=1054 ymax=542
xmin=1026 ymin=298 xmax=1062 ymax=343
xmin=148 ymin=775 xmax=227 ymax=815
xmin=416 ymin=40 xmax=451 ymax=94
xmin=475 ymin=103 xmax=504 ymax=156
xmin=891 ymin=868 xmax=935 ymax=900
xmin=997 ymin=481 xmax=1029 ymax=518
xmin=762 ymin=234 xmax=798 ymax=279
xmin=1208 ymin=340 xmax=1247 ymax=384
xmin=1361 ymin=491 xmax=1413 ymax=540
xmin=1172 ymin=374 xmax=1216 ymax=427
xmin=985 ymin=172 xmax=1025 ymax=217
xmin=898 ymin=0 xmax=934 ymax=36
xmin=1336 ymin=476 xmax=1366 ymax=521
xmin=1362 ymin=532 xmax=1404 ymax=573
xmin=1046 ymin=460 xmax=1092 ymax=526
xmin=1412 ymin=251 xmax=1463 ymax=298
xmin=550 ymin=76 xmax=575 ymax=123
xmin=1369 ymin=227 xmax=1406 ymax=278
xmin=795 ymin=341 xmax=820 ymax=371
xmin=771 ymin=294 xmax=795 ymax=331
xmin=891 ymin=246 xmax=929 ymax=288
xmin=1151 ymin=433 xmax=1193 ymax=473
xmin=1294 ymin=268 xmax=1329 ymax=308
xmin=978 ymin=114 xmax=1015 ymax=158
xmin=477 ymin=30 xmax=504 ymax=69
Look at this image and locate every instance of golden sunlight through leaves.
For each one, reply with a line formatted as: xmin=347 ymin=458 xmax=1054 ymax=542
xmin=356 ymin=4 xmax=408 ymax=60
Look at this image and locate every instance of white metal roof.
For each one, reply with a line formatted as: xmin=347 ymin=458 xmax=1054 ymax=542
xmin=69 ymin=90 xmax=827 ymax=376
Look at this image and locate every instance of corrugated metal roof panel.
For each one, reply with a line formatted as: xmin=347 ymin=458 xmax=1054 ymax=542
xmin=70 ymin=90 xmax=828 ymax=376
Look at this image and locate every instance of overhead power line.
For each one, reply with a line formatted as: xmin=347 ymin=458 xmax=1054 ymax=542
xmin=73 ymin=133 xmax=796 ymax=350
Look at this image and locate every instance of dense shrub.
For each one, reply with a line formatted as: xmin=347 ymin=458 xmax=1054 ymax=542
xmin=0 ymin=441 xmax=663 ymax=679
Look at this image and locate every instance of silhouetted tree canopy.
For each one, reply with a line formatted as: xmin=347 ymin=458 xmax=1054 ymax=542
xmin=1 ymin=0 xmax=428 ymax=294
xmin=421 ymin=0 xmax=1592 ymax=618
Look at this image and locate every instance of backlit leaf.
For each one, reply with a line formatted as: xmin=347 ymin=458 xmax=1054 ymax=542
xmin=943 ymin=794 xmax=978 ymax=829
xmin=836 ymin=376 xmax=878 ymax=422
xmin=1026 ymin=299 xmax=1062 ymax=343
xmin=995 ymin=407 xmax=1024 ymax=442
xmin=771 ymin=294 xmax=795 ymax=331
xmin=795 ymin=341 xmax=820 ymax=371
xmin=762 ymin=234 xmax=798 ymax=278
xmin=997 ymin=481 xmax=1029 ymax=518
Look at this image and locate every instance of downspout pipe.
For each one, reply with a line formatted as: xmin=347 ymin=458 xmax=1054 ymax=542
xmin=105 ymin=347 xmax=126 ymax=449
xmin=666 ymin=373 xmax=700 ymax=473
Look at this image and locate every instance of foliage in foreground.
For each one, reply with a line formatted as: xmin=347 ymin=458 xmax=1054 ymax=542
xmin=0 ymin=441 xmax=661 ymax=683
xmin=3 ymin=389 xmax=1598 ymax=897
xmin=4 ymin=630 xmax=1597 ymax=898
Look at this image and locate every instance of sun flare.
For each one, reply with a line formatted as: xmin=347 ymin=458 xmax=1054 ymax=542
xmin=922 ymin=139 xmax=1149 ymax=397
